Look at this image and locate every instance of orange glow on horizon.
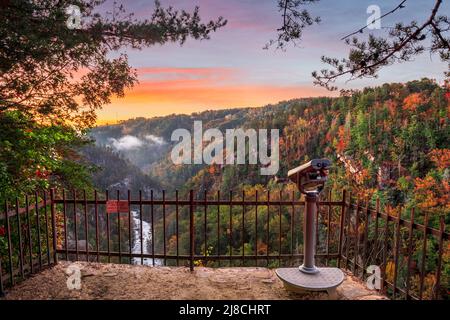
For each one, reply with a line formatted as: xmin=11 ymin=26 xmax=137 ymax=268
xmin=95 ymin=67 xmax=337 ymax=123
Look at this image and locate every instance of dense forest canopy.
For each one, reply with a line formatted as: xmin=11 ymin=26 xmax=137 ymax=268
xmin=88 ymin=78 xmax=449 ymax=223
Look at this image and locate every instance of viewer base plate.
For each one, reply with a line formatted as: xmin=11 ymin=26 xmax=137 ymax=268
xmin=275 ymin=267 xmax=344 ymax=299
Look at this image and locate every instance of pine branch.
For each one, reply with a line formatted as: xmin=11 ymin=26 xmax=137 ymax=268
xmin=341 ymin=0 xmax=407 ymax=41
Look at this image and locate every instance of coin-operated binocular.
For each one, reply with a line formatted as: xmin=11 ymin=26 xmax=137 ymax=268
xmin=276 ymin=158 xmax=344 ymax=299
xmin=287 ymin=158 xmax=331 ymax=195
xmin=287 ymin=158 xmax=330 ymax=274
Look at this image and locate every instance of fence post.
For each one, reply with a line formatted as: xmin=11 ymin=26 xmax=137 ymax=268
xmin=337 ymin=189 xmax=346 ymax=268
xmin=5 ymin=200 xmax=14 ymax=286
xmin=0 ymin=252 xmax=4 ymax=297
xmin=189 ymin=190 xmax=194 ymax=271
xmin=405 ymin=207 xmax=415 ymax=299
xmin=433 ymin=215 xmax=445 ymax=299
xmin=50 ymin=188 xmax=58 ymax=264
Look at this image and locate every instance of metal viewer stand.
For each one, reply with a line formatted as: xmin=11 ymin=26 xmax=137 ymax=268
xmin=275 ymin=159 xmax=344 ymax=299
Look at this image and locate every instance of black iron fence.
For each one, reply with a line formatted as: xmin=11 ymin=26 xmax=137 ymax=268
xmin=0 ymin=189 xmax=448 ymax=300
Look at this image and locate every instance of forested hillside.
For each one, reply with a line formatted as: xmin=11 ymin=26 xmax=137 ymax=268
xmin=89 ymin=78 xmax=449 ymax=220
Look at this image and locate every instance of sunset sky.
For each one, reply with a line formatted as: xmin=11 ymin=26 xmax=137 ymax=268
xmin=95 ymin=0 xmax=449 ymax=123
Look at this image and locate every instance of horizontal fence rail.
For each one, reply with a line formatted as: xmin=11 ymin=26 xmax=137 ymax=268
xmin=50 ymin=189 xmax=343 ymax=269
xmin=0 ymin=188 xmax=448 ymax=300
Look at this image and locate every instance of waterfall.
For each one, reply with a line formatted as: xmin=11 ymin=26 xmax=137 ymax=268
xmin=131 ymin=210 xmax=163 ymax=266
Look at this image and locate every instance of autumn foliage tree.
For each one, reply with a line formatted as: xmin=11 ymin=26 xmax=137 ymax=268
xmin=413 ymin=149 xmax=450 ymax=216
xmin=0 ymin=0 xmax=226 ymax=201
xmin=403 ymin=93 xmax=427 ymax=112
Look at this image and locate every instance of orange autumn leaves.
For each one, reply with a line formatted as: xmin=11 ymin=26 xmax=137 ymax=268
xmin=403 ymin=93 xmax=426 ymax=112
xmin=366 ymin=149 xmax=448 ymax=221
xmin=414 ymin=175 xmax=450 ymax=215
xmin=383 ymin=93 xmax=425 ymax=117
xmin=336 ymin=125 xmax=349 ymax=154
xmin=402 ymin=90 xmax=449 ymax=122
xmin=429 ymin=148 xmax=450 ymax=170
xmin=413 ymin=149 xmax=450 ymax=216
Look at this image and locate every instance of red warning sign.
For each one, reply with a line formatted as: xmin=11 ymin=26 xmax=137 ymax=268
xmin=106 ymin=200 xmax=129 ymax=213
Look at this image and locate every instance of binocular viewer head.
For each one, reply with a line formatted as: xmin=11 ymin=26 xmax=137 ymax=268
xmin=287 ymin=158 xmax=331 ymax=194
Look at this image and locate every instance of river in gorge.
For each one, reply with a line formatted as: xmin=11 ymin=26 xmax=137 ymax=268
xmin=130 ymin=210 xmax=163 ymax=266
